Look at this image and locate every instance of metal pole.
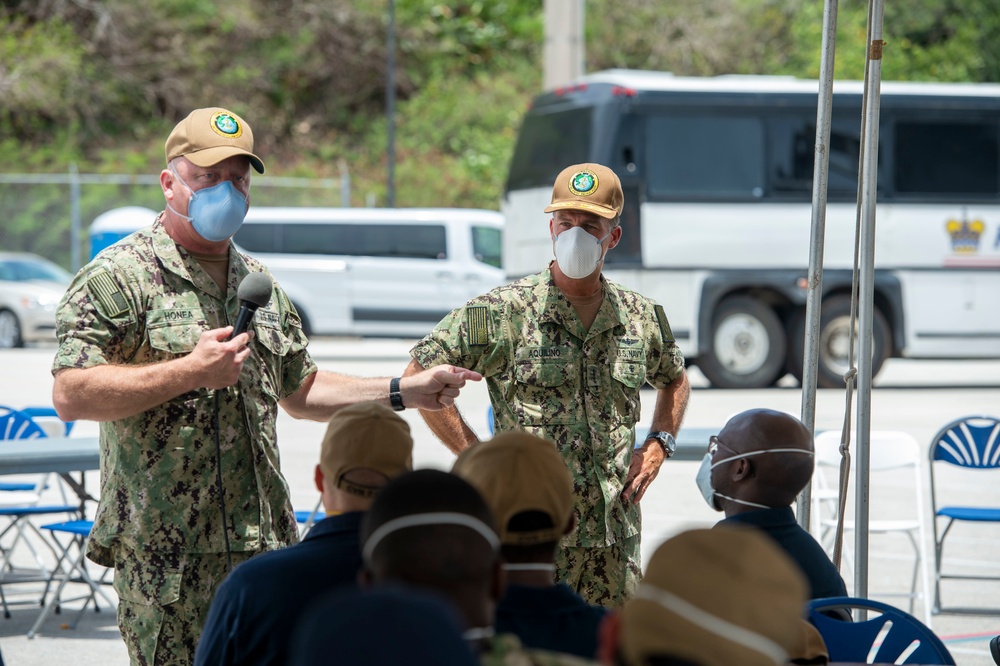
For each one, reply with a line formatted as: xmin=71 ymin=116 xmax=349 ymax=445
xmin=386 ymin=0 xmax=396 ymax=208
xmin=855 ymin=0 xmax=886 ymax=602
xmin=69 ymin=163 xmax=81 ymax=271
xmin=797 ymin=0 xmax=840 ymax=532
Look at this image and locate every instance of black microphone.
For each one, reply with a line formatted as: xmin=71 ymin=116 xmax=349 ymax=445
xmin=229 ymin=272 xmax=273 ymax=340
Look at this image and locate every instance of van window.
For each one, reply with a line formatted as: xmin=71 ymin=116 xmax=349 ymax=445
xmin=647 ymin=115 xmax=765 ymax=199
xmin=472 ymin=225 xmax=502 ymax=268
xmin=234 ymin=222 xmax=448 ymax=259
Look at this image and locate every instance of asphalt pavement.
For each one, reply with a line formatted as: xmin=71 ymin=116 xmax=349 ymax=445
xmin=1 ymin=340 xmax=998 ymax=665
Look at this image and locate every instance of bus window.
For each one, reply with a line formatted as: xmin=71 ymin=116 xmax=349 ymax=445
xmin=646 ymin=115 xmax=765 ymax=199
xmin=507 ymin=107 xmax=593 ymax=190
xmin=894 ymin=121 xmax=999 ymax=196
xmin=768 ymin=117 xmax=861 ymax=199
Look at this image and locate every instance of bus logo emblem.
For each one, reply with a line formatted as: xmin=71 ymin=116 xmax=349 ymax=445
xmin=569 ymin=170 xmax=599 ymax=196
xmin=946 ymin=219 xmax=984 ymax=253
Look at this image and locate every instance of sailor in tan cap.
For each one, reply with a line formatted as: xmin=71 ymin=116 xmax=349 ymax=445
xmin=52 ymin=106 xmax=480 ymax=665
xmin=453 ymin=431 xmax=608 ymax=659
xmin=197 ymin=402 xmax=413 ymax=666
xmin=598 ymin=528 xmax=809 ymax=666
xmin=410 ymin=162 xmax=690 ymax=607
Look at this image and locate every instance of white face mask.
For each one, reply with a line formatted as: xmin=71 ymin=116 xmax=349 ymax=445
xmin=695 ymin=448 xmax=814 ymax=511
xmin=552 ymin=226 xmax=612 ymax=279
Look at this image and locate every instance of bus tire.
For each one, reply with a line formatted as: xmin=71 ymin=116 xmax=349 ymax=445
xmin=699 ymin=297 xmax=786 ymax=389
xmin=292 ymin=302 xmax=313 ymax=338
xmin=786 ymin=295 xmax=891 ymax=389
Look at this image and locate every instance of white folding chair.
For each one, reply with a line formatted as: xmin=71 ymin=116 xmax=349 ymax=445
xmin=813 ymin=430 xmax=933 ymax=626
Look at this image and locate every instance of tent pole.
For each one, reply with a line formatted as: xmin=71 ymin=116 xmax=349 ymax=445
xmin=798 ymin=0 xmax=841 ymax=533
xmin=855 ymin=0 xmax=886 ymax=603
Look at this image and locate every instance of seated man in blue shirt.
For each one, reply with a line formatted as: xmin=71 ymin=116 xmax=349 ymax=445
xmin=453 ymin=431 xmax=608 ymax=659
xmin=194 ymin=402 xmax=413 ymax=666
xmin=699 ymin=408 xmax=847 ymax=600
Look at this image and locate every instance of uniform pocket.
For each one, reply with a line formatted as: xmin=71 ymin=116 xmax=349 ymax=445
xmin=147 ymin=322 xmax=203 ymax=355
xmin=514 ymin=359 xmax=576 ymax=425
xmin=610 ymin=361 xmax=645 ymax=424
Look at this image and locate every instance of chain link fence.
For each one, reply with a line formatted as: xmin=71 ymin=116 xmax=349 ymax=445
xmin=0 ymin=167 xmax=349 ymax=271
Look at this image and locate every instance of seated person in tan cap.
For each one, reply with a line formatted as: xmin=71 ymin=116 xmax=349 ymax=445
xmin=359 ymin=468 xmax=597 ymax=665
xmin=453 ymin=431 xmax=608 ymax=659
xmin=195 ymin=402 xmax=413 ymax=666
xmin=698 ymin=409 xmax=847 ymax=600
xmin=597 ymin=527 xmax=810 ymax=666
xmin=51 ymin=106 xmax=479 ymax=664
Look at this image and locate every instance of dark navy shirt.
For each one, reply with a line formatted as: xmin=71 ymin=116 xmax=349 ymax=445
xmin=194 ymin=511 xmax=364 ymax=666
xmin=495 ymin=582 xmax=608 ymax=659
xmin=717 ymin=506 xmax=848 ymax=599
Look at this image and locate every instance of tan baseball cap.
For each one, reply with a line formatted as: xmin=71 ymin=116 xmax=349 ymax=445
xmin=165 ymin=107 xmax=266 ymax=174
xmin=452 ymin=431 xmax=574 ymax=545
xmin=543 ymin=163 xmax=623 ymax=219
xmin=320 ymin=402 xmax=413 ymax=497
xmin=619 ymin=527 xmax=808 ymax=666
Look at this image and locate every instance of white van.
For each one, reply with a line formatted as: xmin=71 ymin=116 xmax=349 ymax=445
xmin=89 ymin=206 xmax=505 ymax=338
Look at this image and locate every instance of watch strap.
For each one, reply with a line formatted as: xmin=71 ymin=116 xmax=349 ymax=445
xmin=389 ymin=377 xmax=405 ymax=411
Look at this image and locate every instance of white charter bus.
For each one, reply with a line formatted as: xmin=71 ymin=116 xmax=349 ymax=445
xmin=502 ymin=70 xmax=1000 ymax=388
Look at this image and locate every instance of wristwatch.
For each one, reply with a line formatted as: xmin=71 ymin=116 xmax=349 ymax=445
xmin=389 ymin=377 xmax=405 ymax=412
xmin=645 ymin=431 xmax=676 ymax=458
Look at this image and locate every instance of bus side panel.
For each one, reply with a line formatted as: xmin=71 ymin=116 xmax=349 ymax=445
xmin=602 ymin=268 xmax=702 ymax=360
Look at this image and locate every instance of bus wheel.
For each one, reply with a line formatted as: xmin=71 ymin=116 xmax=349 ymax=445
xmin=699 ymin=297 xmax=786 ymax=389
xmin=292 ymin=302 xmax=313 ymax=337
xmin=786 ymin=295 xmax=891 ymax=388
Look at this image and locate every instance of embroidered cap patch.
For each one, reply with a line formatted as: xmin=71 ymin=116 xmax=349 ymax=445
xmin=569 ymin=170 xmax=599 ymax=196
xmin=211 ymin=112 xmax=242 ymax=138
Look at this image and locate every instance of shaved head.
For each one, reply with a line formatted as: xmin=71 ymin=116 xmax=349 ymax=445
xmin=716 ymin=409 xmax=814 ymax=507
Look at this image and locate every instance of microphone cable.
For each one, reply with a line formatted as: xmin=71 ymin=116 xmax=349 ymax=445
xmin=214 ymin=389 xmax=234 ymax=573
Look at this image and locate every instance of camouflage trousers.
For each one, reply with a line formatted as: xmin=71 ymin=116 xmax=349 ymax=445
xmin=555 ymin=534 xmax=641 ymax=608
xmin=113 ymin=547 xmax=257 ymax=666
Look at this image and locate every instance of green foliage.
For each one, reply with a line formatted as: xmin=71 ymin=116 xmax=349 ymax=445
xmin=3 ymin=0 xmax=1000 ymax=263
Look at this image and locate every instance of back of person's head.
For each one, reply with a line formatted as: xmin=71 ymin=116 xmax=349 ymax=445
xmin=318 ymin=402 xmax=413 ymax=507
xmin=360 ymin=469 xmax=500 ymax=608
xmin=289 ymin=584 xmax=478 ymax=666
xmin=719 ymin=409 xmax=815 ymax=506
xmin=452 ymin=431 xmax=575 ymax=564
xmin=608 ymin=527 xmax=808 ymax=666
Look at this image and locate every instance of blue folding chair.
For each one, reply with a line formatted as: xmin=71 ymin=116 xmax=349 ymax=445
xmin=928 ymin=415 xmax=1000 ymax=615
xmin=28 ymin=520 xmax=113 ymax=638
xmin=0 ymin=406 xmax=80 ymax=618
xmin=808 ymin=596 xmax=955 ymax=665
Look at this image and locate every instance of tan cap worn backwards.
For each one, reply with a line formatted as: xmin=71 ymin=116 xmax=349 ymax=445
xmin=452 ymin=431 xmax=574 ymax=545
xmin=165 ymin=107 xmax=266 ymax=174
xmin=619 ymin=527 xmax=808 ymax=666
xmin=320 ymin=402 xmax=413 ymax=498
xmin=544 ymin=162 xmax=624 ymax=219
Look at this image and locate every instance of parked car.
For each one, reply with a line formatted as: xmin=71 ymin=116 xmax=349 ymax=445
xmin=0 ymin=253 xmax=72 ymax=348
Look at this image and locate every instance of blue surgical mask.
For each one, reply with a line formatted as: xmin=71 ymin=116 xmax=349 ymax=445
xmin=167 ymin=165 xmax=249 ymax=242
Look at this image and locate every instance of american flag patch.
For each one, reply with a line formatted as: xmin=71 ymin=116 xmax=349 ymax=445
xmin=87 ymin=270 xmax=128 ymax=317
xmin=466 ymin=306 xmax=489 ymax=346
xmin=654 ymin=305 xmax=674 ymax=343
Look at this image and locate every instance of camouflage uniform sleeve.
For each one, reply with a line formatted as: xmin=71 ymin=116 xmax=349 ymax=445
xmin=52 ymin=260 xmax=142 ymax=374
xmin=644 ymin=301 xmax=686 ymax=390
xmin=410 ymin=297 xmax=508 ymax=378
xmin=273 ymin=284 xmax=317 ymax=399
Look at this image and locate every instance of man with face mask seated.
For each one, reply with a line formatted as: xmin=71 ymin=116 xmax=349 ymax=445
xmin=695 ymin=409 xmax=847 ymax=600
xmin=407 ymin=162 xmax=690 ymax=607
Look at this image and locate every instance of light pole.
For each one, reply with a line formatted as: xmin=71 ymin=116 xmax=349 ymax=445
xmin=386 ymin=0 xmax=396 ymax=207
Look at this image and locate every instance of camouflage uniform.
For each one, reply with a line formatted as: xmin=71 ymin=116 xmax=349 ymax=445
xmin=411 ymin=267 xmax=685 ymax=607
xmin=480 ymin=633 xmax=599 ymax=665
xmin=52 ymin=216 xmax=315 ymax=665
